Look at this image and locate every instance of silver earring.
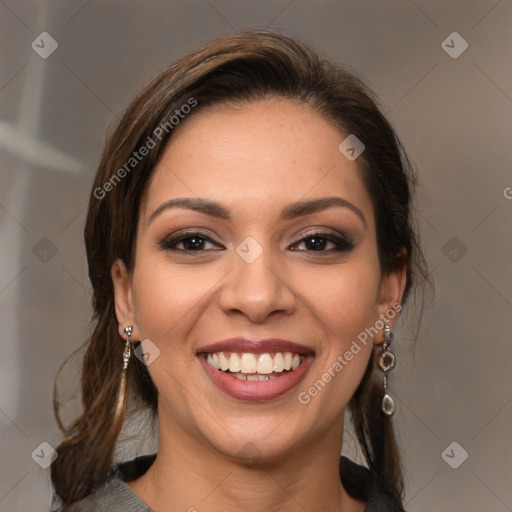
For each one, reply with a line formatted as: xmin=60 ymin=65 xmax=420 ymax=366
xmin=378 ymin=324 xmax=396 ymax=416
xmin=115 ymin=325 xmax=133 ymax=420
xmin=122 ymin=325 xmax=133 ymax=370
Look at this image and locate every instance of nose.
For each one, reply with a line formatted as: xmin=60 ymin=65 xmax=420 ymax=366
xmin=218 ymin=244 xmax=297 ymax=324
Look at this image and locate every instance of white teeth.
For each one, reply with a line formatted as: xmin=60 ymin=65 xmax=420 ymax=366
xmin=206 ymin=351 xmax=306 ymax=375
xmin=273 ymin=352 xmax=284 ymax=372
xmin=256 ymin=353 xmax=273 ymax=374
xmin=228 ymin=354 xmax=240 ymax=372
xmin=219 ymin=352 xmax=229 ymax=371
xmin=234 ymin=372 xmax=279 ymax=381
xmin=240 ymin=353 xmax=257 ymax=373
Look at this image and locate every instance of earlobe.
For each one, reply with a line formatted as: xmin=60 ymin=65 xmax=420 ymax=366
xmin=111 ymin=258 xmax=136 ymax=339
xmin=376 ymin=252 xmax=407 ymax=332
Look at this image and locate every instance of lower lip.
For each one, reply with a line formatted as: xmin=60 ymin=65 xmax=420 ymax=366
xmin=198 ymin=354 xmax=314 ymax=402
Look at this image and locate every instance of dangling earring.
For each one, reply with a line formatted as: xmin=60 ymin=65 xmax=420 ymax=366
xmin=115 ymin=325 xmax=133 ymax=420
xmin=378 ymin=323 xmax=396 ymax=416
xmin=122 ymin=325 xmax=133 ymax=370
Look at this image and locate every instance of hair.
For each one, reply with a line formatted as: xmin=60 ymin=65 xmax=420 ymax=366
xmin=51 ymin=28 xmax=430 ymax=508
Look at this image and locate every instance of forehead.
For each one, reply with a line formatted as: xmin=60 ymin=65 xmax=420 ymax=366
xmin=140 ymin=98 xmax=374 ymax=227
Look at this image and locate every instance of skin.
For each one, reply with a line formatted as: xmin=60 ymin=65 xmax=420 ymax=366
xmin=112 ymin=98 xmax=406 ymax=512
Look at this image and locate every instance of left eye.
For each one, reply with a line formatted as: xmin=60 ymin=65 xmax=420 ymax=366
xmin=290 ymin=232 xmax=354 ymax=252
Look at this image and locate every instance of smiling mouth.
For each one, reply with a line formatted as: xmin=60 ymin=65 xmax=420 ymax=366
xmin=204 ymin=351 xmax=310 ymax=381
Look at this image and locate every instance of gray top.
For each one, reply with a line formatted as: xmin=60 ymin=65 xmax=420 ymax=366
xmin=64 ymin=478 xmax=153 ymax=512
xmin=59 ymin=455 xmax=406 ymax=511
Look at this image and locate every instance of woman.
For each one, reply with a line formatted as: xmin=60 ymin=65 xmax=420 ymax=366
xmin=51 ymin=29 xmax=428 ymax=511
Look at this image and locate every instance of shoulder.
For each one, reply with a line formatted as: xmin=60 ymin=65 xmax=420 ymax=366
xmin=61 ymin=479 xmax=153 ymax=512
xmin=60 ymin=456 xmax=156 ymax=512
xmin=340 ymin=456 xmax=407 ymax=512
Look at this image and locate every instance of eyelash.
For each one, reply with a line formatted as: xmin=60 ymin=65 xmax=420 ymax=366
xmin=159 ymin=230 xmax=355 ymax=254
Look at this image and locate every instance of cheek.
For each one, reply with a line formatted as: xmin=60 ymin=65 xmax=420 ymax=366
xmin=130 ymin=257 xmax=222 ymax=344
xmin=302 ymin=257 xmax=381 ymax=336
xmin=300 ymin=255 xmax=381 ymax=385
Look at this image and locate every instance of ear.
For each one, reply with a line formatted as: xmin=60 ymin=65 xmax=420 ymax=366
xmin=111 ymin=258 xmax=138 ymax=340
xmin=374 ymin=248 xmax=407 ymax=343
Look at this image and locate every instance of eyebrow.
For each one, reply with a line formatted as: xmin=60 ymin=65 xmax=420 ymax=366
xmin=148 ymin=196 xmax=366 ymax=228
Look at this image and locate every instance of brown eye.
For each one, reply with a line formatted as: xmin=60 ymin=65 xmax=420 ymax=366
xmin=290 ymin=232 xmax=354 ymax=252
xmin=160 ymin=232 xmax=224 ymax=252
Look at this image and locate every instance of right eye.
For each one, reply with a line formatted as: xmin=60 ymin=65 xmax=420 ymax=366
xmin=160 ymin=231 xmax=225 ymax=253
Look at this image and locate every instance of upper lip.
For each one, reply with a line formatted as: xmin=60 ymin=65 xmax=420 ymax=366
xmin=196 ymin=338 xmax=315 ymax=356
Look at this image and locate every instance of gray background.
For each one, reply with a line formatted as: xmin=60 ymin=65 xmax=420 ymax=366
xmin=1 ymin=1 xmax=511 ymax=511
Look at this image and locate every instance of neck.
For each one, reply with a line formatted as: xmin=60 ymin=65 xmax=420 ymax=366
xmin=127 ymin=411 xmax=364 ymax=512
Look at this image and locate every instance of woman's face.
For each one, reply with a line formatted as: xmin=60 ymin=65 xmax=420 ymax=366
xmin=112 ymin=98 xmax=405 ymax=463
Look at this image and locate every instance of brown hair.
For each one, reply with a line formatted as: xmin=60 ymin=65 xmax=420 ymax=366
xmin=52 ymin=29 xmax=429 ymax=508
